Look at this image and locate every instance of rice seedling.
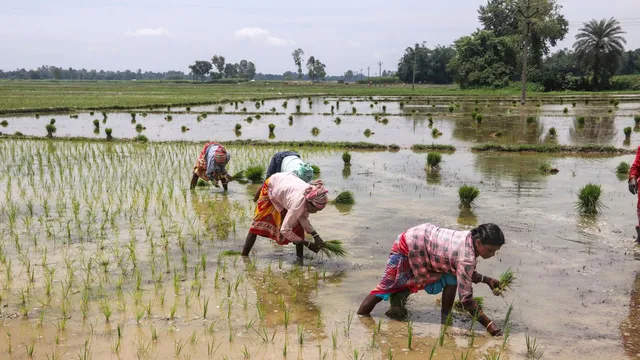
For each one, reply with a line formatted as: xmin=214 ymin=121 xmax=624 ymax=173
xmin=181 ymin=125 xmax=189 ymax=132
xmin=563 ymin=107 xmax=568 ymax=114
xmin=320 ymin=240 xmax=348 ymax=259
xmin=311 ymin=127 xmax=320 ymax=136
xmin=454 ymin=296 xmax=484 ymax=312
xmin=297 ymin=323 xmax=305 ymax=345
xmin=311 ymin=164 xmax=321 ymax=175
xmin=448 ymin=106 xmax=454 ymax=112
xmin=45 ymin=119 xmax=57 ymax=137
xmin=576 ymin=183 xmax=603 ymax=215
xmin=614 ymin=100 xmax=620 ymax=107
xmin=407 ymin=321 xmax=414 ymax=349
xmin=134 ymin=134 xmax=148 ymax=143
xmin=526 ymin=116 xmax=536 ymax=124
xmin=635 ymin=115 xmax=640 ymax=125
xmin=476 ymin=114 xmax=483 ymax=123
xmin=342 ymin=151 xmax=351 ymax=165
xmin=493 ymin=268 xmax=515 ymax=296
xmin=268 ymin=123 xmax=276 ymax=134
xmin=426 ymin=152 xmax=442 ymax=170
xmin=333 ymin=191 xmax=355 ymax=205
xmin=245 ymin=165 xmax=265 ymax=184
xmin=577 ymin=116 xmax=586 ymax=125
xmin=105 ymin=128 xmax=113 ymax=140
xmin=549 ymin=127 xmax=556 ymax=137
xmin=616 ymin=162 xmax=630 ymax=175
xmin=625 ymin=127 xmax=632 ymax=139
xmin=235 ymin=123 xmax=242 ymax=131
xmin=572 ymin=102 xmax=576 ymax=107
xmin=458 ymin=185 xmax=480 ymax=208
xmin=525 ymin=333 xmax=543 ymax=359
xmin=0 ymin=120 xmax=8 ymax=127
xmin=364 ymin=129 xmax=372 ymax=137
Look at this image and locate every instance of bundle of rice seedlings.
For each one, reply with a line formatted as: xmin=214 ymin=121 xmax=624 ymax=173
xmin=342 ymin=152 xmax=351 ymax=165
xmin=634 ymin=115 xmax=640 ymax=125
xmin=539 ymin=163 xmax=552 ymax=173
xmin=320 ymin=240 xmax=348 ymax=259
xmin=364 ymin=129 xmax=372 ymax=137
xmin=311 ymin=165 xmax=320 ymax=175
xmin=229 ymin=170 xmax=248 ymax=184
xmin=624 ymin=127 xmax=632 ymax=139
xmin=311 ymin=127 xmax=320 ymax=136
xmin=245 ymin=166 xmax=265 ymax=184
xmin=493 ymin=268 xmax=515 ymax=296
xmin=426 ymin=152 xmax=442 ymax=170
xmin=526 ymin=116 xmax=536 ymax=124
xmin=549 ymin=127 xmax=557 ymax=137
xmin=432 ymin=128 xmax=442 ymax=137
xmin=476 ymin=114 xmax=483 ymax=123
xmin=576 ymin=183 xmax=603 ymax=215
xmin=196 ymin=178 xmax=210 ymax=187
xmin=268 ymin=123 xmax=276 ymax=133
xmin=332 ymin=191 xmax=355 ymax=205
xmin=235 ymin=123 xmax=242 ymax=131
xmin=577 ymin=116 xmax=586 ymax=126
xmin=616 ymin=162 xmax=630 ymax=175
xmin=563 ymin=107 xmax=568 ymax=114
xmin=458 ymin=185 xmax=480 ymax=209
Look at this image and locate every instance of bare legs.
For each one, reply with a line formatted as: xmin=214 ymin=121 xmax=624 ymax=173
xmin=241 ymin=232 xmax=304 ymax=259
xmin=440 ymin=285 xmax=457 ymax=324
xmin=357 ymin=294 xmax=383 ymax=315
xmin=189 ymin=174 xmax=199 ymax=190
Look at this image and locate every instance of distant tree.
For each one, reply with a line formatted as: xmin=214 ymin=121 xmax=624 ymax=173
xmin=224 ymin=63 xmax=238 ymax=78
xmin=189 ymin=60 xmax=212 ymax=82
xmin=211 ymin=55 xmax=226 ymax=76
xmin=313 ymin=59 xmax=326 ymax=81
xmin=292 ymin=48 xmax=305 ymax=80
xmin=344 ymin=70 xmax=354 ymax=81
xmin=574 ymin=17 xmax=626 ymax=89
xmin=306 ymin=56 xmax=316 ymax=81
xmin=618 ymin=49 xmax=640 ymax=75
xmin=397 ymin=44 xmax=456 ymax=84
xmin=283 ymin=71 xmax=295 ymax=80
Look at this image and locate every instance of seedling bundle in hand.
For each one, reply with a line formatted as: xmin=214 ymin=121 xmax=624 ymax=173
xmin=493 ymin=268 xmax=516 ymax=296
xmin=319 ymin=240 xmax=348 ymax=259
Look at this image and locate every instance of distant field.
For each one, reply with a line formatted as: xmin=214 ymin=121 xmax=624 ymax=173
xmin=1 ymin=80 xmax=638 ymax=113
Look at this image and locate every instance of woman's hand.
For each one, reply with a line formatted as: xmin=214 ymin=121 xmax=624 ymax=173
xmin=486 ymin=277 xmax=501 ymax=292
xmin=306 ymin=241 xmax=321 ymax=253
xmin=630 ymin=178 xmax=638 ymax=195
xmin=312 ymin=232 xmax=325 ymax=247
xmin=486 ymin=322 xmax=503 ymax=336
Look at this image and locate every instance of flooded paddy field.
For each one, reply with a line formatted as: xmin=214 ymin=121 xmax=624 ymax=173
xmin=0 ymin=137 xmax=640 ymax=359
xmin=2 ymin=96 xmax=640 ymax=149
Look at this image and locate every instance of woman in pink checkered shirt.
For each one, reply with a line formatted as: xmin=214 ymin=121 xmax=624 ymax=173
xmin=357 ymin=223 xmax=505 ymax=336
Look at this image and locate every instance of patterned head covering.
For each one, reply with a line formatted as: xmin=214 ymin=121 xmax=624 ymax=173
xmin=294 ymin=162 xmax=314 ymax=183
xmin=213 ymin=145 xmax=227 ymax=164
xmin=304 ymin=180 xmax=328 ymax=210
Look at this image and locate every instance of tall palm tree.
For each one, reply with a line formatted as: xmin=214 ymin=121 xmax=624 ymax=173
xmin=573 ymin=17 xmax=626 ymax=89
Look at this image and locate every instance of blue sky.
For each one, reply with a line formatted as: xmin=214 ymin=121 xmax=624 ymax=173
xmin=2 ymin=0 xmax=639 ymax=75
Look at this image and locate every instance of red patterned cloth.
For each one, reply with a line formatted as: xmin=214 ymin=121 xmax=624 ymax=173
xmin=249 ymin=178 xmax=304 ymax=245
xmin=193 ymin=142 xmax=225 ymax=181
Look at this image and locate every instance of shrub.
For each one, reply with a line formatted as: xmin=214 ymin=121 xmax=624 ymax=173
xmin=342 ymin=152 xmax=351 ymax=165
xmin=105 ymin=128 xmax=113 ymax=140
xmin=616 ymin=162 xmax=630 ymax=175
xmin=426 ymin=152 xmax=442 ymax=170
xmin=245 ymin=166 xmax=265 ymax=184
xmin=134 ymin=134 xmax=148 ymax=143
xmin=576 ymin=183 xmax=603 ymax=215
xmin=235 ymin=123 xmax=242 ymax=131
xmin=311 ymin=127 xmax=320 ymax=136
xmin=625 ymin=127 xmax=632 ymax=138
xmin=333 ymin=191 xmax=355 ymax=205
xmin=458 ymin=185 xmax=480 ymax=209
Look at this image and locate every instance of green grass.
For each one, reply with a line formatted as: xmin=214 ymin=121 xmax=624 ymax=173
xmin=616 ymin=162 xmax=630 ymax=175
xmin=472 ymin=143 xmax=633 ymax=154
xmin=411 ymin=144 xmax=456 ymax=152
xmin=576 ymin=183 xmax=603 ymax=215
xmin=458 ymin=185 xmax=480 ymax=209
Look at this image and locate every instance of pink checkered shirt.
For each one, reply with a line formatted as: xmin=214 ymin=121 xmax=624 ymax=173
xmin=405 ymin=223 xmax=477 ymax=306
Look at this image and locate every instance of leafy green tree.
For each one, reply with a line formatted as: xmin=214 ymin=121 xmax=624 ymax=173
xmin=574 ymin=17 xmax=626 ymax=89
xmin=344 ymin=70 xmax=354 ymax=81
xmin=397 ymin=44 xmax=455 ymax=84
xmin=292 ymin=48 xmax=305 ymax=80
xmin=188 ymin=61 xmax=212 ymax=82
xmin=448 ymin=30 xmax=519 ymax=88
xmin=211 ymin=55 xmax=226 ymax=76
xmin=617 ymin=49 xmax=640 ymax=75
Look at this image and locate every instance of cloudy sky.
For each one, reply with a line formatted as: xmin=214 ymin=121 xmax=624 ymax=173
xmin=2 ymin=0 xmax=639 ymax=75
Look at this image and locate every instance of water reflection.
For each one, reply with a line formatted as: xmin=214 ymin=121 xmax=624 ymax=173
xmin=457 ymin=208 xmax=478 ymax=227
xmin=569 ymin=115 xmax=617 ymax=144
xmin=191 ymin=193 xmax=249 ymax=240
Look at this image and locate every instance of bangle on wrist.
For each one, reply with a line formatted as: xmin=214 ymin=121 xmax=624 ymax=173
xmin=481 ymin=275 xmax=486 ymax=283
xmin=486 ymin=321 xmax=494 ymax=329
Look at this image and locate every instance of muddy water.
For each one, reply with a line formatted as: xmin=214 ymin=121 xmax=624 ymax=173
xmin=0 ymin=138 xmax=639 ymax=359
xmin=2 ymin=98 xmax=640 ymax=149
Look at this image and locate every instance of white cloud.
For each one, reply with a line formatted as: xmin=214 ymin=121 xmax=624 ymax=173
xmin=125 ymin=27 xmax=172 ymax=37
xmin=235 ymin=27 xmax=295 ymax=46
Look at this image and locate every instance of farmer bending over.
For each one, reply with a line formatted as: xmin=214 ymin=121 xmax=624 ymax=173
xmin=253 ymin=150 xmax=314 ymax=201
xmin=628 ymin=145 xmax=640 ymax=242
xmin=242 ymin=172 xmax=327 ymax=259
xmin=190 ymin=142 xmax=232 ymax=191
xmin=357 ymin=223 xmax=505 ymax=336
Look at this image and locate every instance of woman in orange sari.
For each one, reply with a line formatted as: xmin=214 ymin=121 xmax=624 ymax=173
xmin=241 ymin=172 xmax=328 ymax=259
xmin=190 ymin=142 xmax=232 ymax=190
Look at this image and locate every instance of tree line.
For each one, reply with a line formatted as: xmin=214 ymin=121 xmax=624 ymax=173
xmin=188 ymin=56 xmax=256 ymax=82
xmin=0 ymin=66 xmax=189 ymax=81
xmin=396 ymin=0 xmax=640 ymax=94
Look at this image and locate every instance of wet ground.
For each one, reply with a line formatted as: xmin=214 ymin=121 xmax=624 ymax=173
xmin=2 ymin=97 xmax=640 ymax=149
xmin=1 ymin=94 xmax=640 ymax=359
xmin=0 ymin=137 xmax=638 ymax=359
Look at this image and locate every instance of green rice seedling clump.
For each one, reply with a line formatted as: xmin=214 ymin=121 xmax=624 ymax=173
xmin=576 ymin=183 xmax=603 ymax=215
xmin=364 ymin=129 xmax=372 ymax=137
xmin=635 ymin=115 xmax=640 ymax=125
xmin=342 ymin=152 xmax=351 ymax=165
xmin=268 ymin=123 xmax=275 ymax=133
xmin=493 ymin=268 xmax=515 ymax=296
xmin=624 ymin=127 xmax=632 ymax=138
xmin=245 ymin=165 xmax=265 ymax=184
xmin=563 ymin=107 xmax=569 ymax=114
xmin=134 ymin=134 xmax=148 ymax=143
xmin=616 ymin=162 xmax=630 ymax=175
xmin=549 ymin=127 xmax=557 ymax=137
xmin=578 ymin=116 xmax=586 ymax=125
xmin=196 ymin=178 xmax=210 ymax=187
xmin=235 ymin=123 xmax=242 ymax=131
xmin=311 ymin=127 xmax=320 ymax=136
xmin=320 ymin=240 xmax=348 ymax=259
xmin=475 ymin=114 xmax=483 ymax=123
xmin=432 ymin=128 xmax=442 ymax=137
xmin=311 ymin=164 xmax=321 ymax=175
xmin=0 ymin=120 xmax=8 ymax=127
xmin=458 ymin=185 xmax=480 ymax=208
xmin=333 ymin=191 xmax=355 ymax=205
xmin=105 ymin=128 xmax=113 ymax=140
xmin=526 ymin=116 xmax=536 ymax=124
xmin=426 ymin=152 xmax=442 ymax=170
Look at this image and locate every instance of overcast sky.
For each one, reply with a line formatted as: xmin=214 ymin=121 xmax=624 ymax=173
xmin=2 ymin=0 xmax=639 ymax=75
